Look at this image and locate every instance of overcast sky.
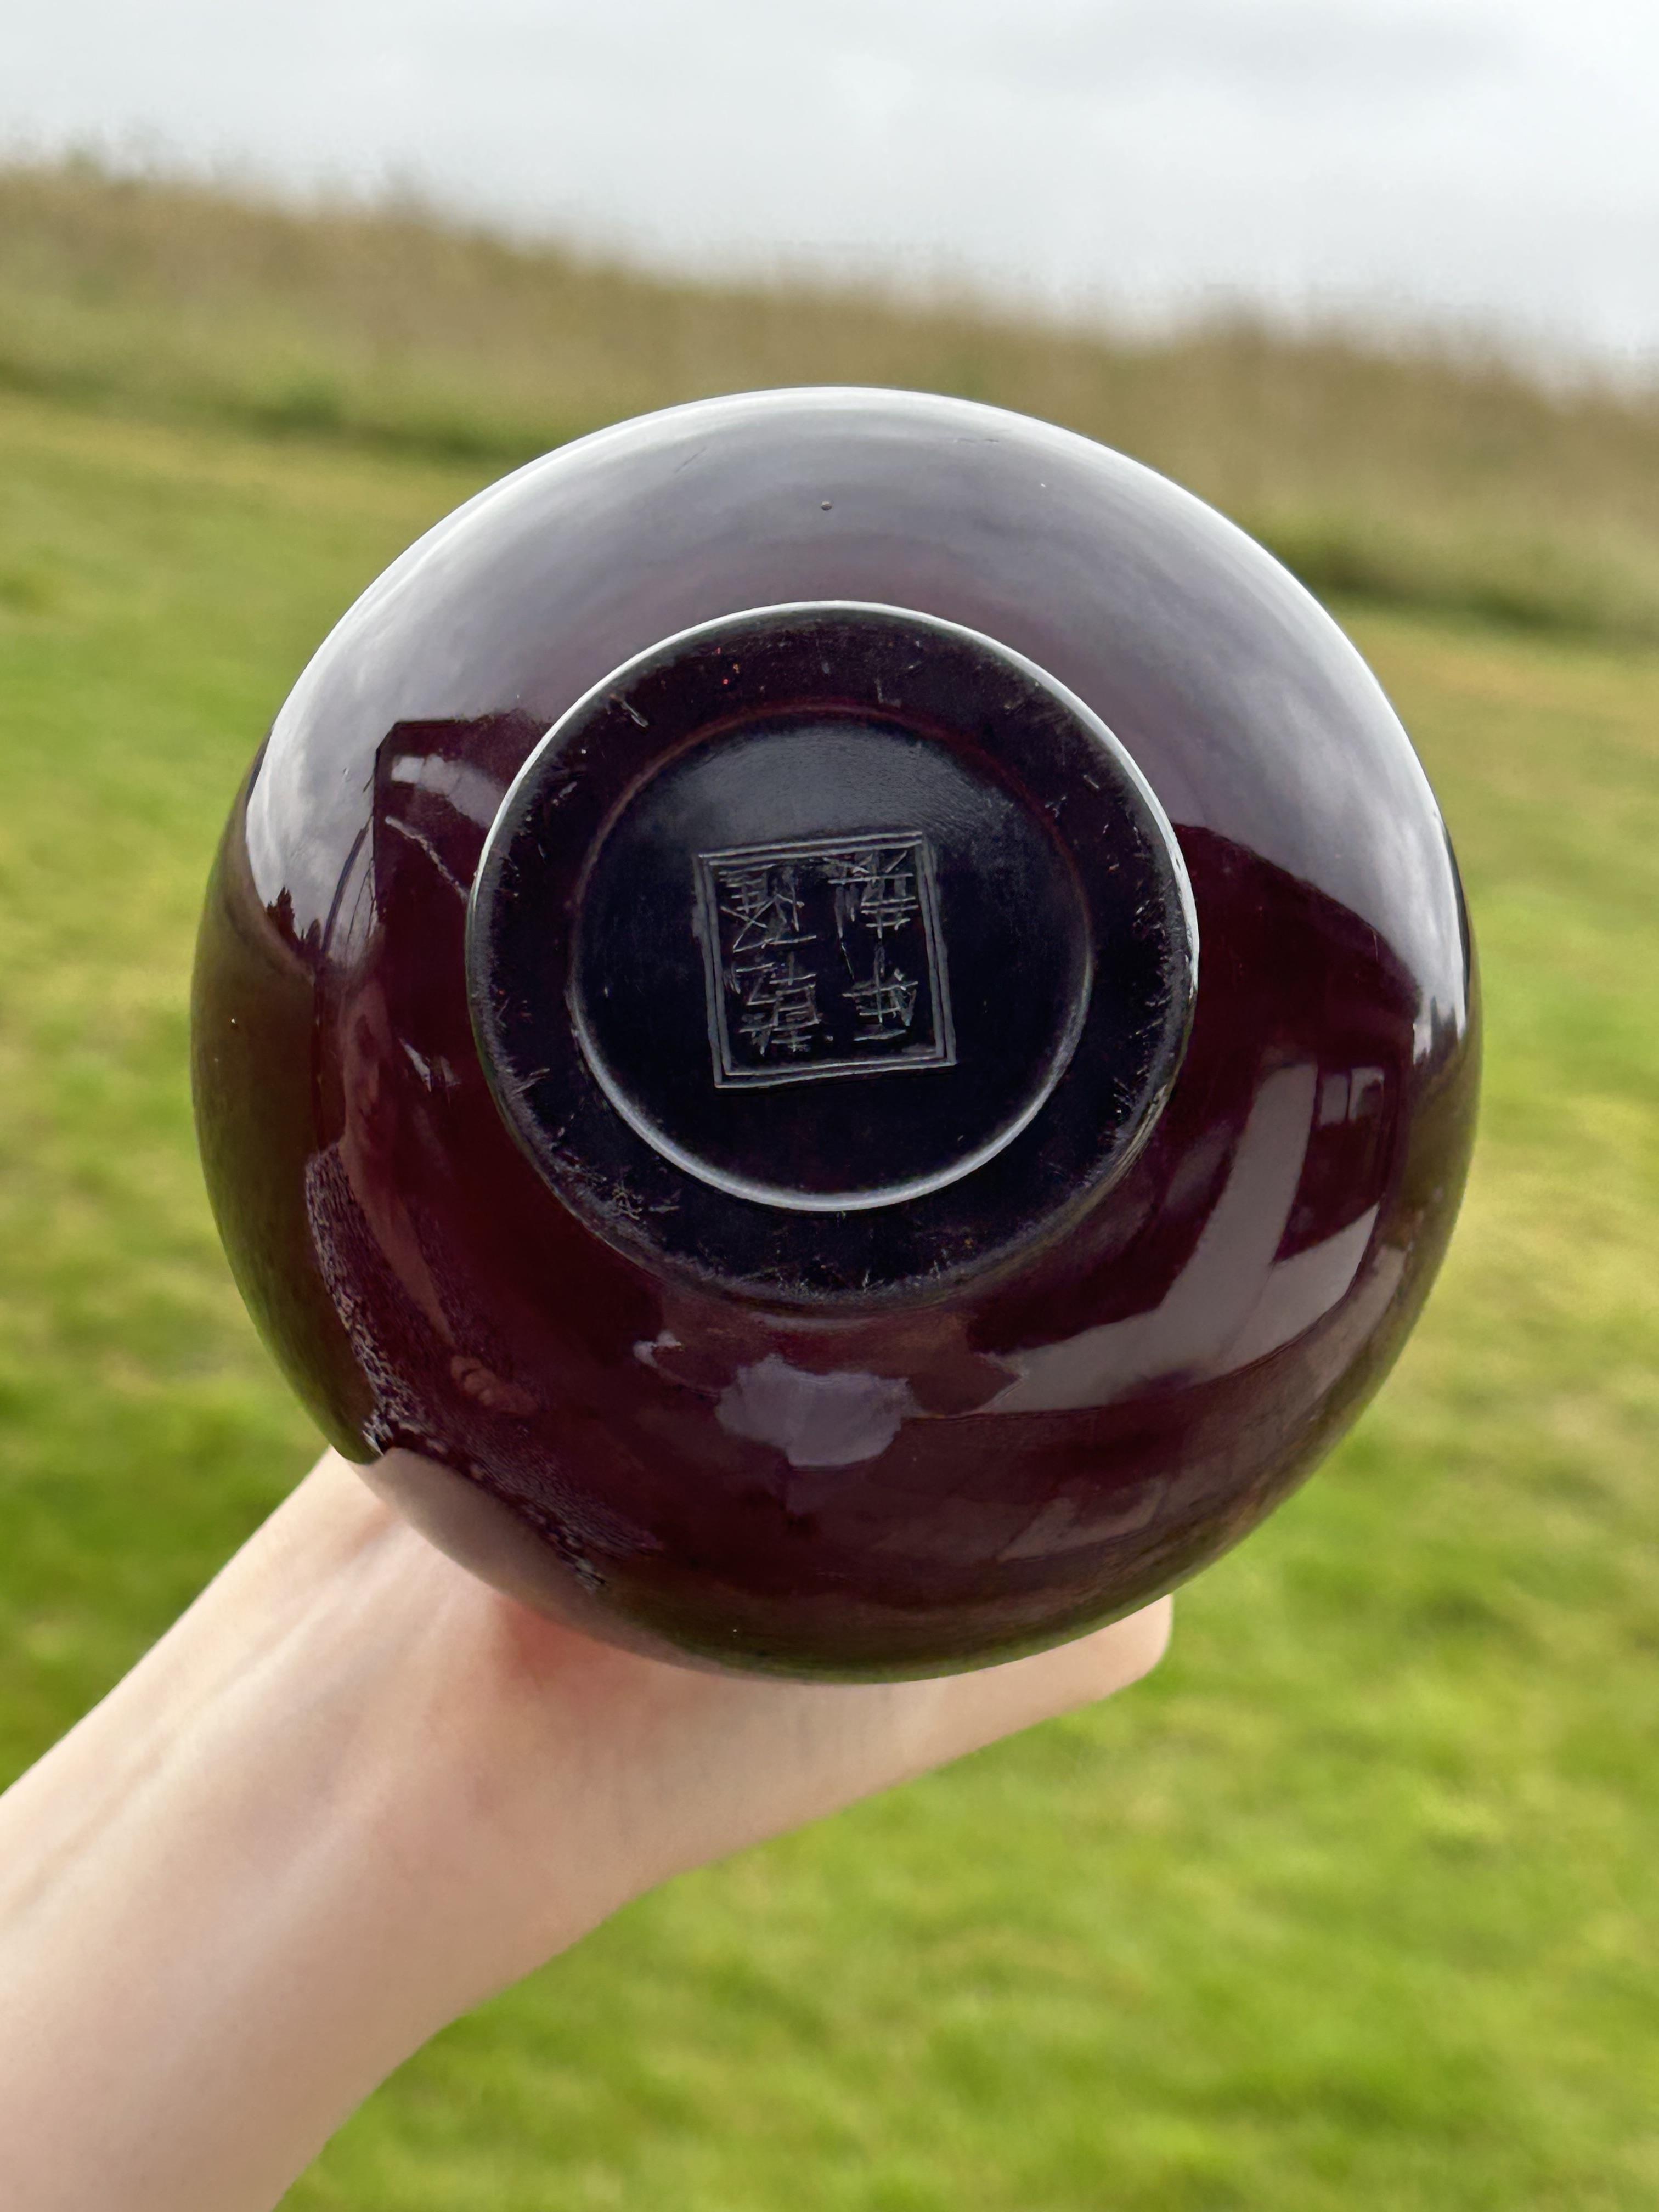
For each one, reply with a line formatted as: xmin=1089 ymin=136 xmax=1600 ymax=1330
xmin=7 ymin=0 xmax=1658 ymax=366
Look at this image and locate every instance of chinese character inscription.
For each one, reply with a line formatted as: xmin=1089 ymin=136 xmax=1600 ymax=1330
xmin=695 ymin=832 xmax=955 ymax=1087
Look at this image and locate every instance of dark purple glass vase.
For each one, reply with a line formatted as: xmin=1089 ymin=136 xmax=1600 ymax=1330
xmin=193 ymin=388 xmax=1478 ymax=1679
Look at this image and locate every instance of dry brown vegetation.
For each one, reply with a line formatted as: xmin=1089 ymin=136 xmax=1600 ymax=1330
xmin=7 ymin=155 xmax=1659 ymax=638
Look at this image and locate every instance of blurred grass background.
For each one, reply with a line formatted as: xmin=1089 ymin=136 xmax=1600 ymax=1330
xmin=0 ymin=159 xmax=1655 ymax=2210
xmin=13 ymin=157 xmax=1659 ymax=641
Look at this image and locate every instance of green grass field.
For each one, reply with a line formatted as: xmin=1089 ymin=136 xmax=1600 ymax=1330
xmin=2 ymin=377 xmax=1656 ymax=2209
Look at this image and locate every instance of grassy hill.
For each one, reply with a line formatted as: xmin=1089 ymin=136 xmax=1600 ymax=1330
xmin=1 ymin=167 xmax=1656 ymax=2209
xmin=8 ymin=157 xmax=1659 ymax=640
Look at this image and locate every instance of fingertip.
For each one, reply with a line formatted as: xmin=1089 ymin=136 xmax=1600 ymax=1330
xmin=1131 ymin=1592 xmax=1175 ymax=1680
xmin=1045 ymin=1593 xmax=1173 ymax=1712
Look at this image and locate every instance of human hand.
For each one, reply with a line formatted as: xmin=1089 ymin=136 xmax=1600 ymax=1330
xmin=0 ymin=1447 xmax=1170 ymax=2212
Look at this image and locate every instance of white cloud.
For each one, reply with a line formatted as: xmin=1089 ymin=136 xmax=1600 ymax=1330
xmin=3 ymin=0 xmax=1657 ymax=365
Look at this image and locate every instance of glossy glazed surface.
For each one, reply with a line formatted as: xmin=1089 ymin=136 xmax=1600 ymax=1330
xmin=193 ymin=390 xmax=1479 ymax=1678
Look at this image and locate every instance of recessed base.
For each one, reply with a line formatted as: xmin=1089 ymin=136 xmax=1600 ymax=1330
xmin=467 ymin=602 xmax=1196 ymax=1303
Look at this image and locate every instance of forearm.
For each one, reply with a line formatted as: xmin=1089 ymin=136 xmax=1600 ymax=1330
xmin=0 ymin=1465 xmax=600 ymax=2212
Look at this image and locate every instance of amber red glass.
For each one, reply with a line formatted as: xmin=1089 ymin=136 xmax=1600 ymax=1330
xmin=193 ymin=390 xmax=1479 ymax=1679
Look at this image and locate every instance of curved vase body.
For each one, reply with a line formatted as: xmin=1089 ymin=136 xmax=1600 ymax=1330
xmin=193 ymin=388 xmax=1478 ymax=1679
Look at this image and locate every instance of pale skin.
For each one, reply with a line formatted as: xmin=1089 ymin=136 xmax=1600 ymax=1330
xmin=0 ymin=1448 xmax=1171 ymax=2212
